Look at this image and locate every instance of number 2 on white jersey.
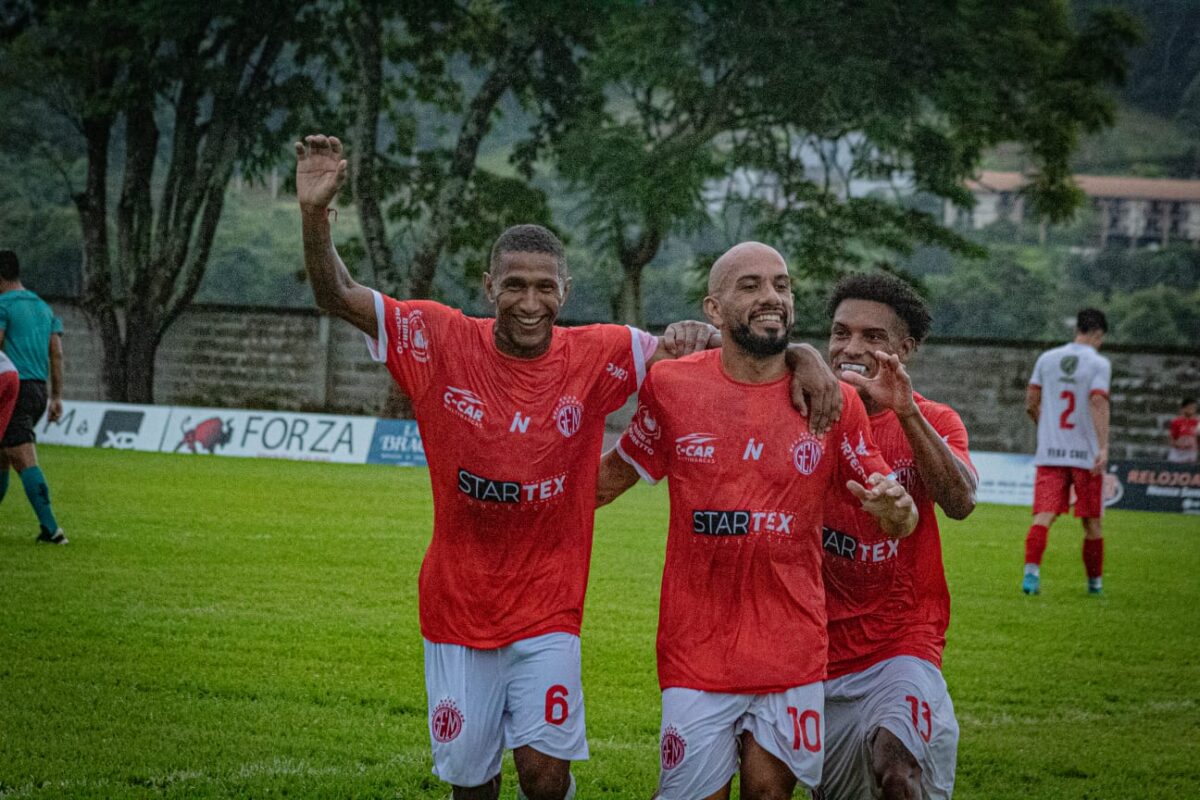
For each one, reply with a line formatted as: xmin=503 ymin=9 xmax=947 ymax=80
xmin=1059 ymin=390 xmax=1076 ymax=430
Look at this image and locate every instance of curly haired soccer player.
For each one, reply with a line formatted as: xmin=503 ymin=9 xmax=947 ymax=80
xmin=818 ymin=272 xmax=978 ymax=800
xmin=596 ymin=244 xmax=918 ymax=800
xmin=295 ymin=136 xmax=842 ymax=800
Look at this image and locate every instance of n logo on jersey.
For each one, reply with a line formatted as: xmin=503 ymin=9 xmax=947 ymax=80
xmin=1060 ymin=355 xmax=1078 ymax=377
xmin=553 ymin=395 xmax=584 ymax=438
xmin=510 ymin=412 xmax=531 ymax=433
xmin=790 ymin=433 xmax=824 ymax=475
xmin=743 ymin=438 xmax=764 ymax=461
xmin=443 ymin=386 xmax=484 ymax=426
xmin=394 ymin=308 xmax=430 ymax=363
xmin=676 ymin=433 xmax=718 ymax=463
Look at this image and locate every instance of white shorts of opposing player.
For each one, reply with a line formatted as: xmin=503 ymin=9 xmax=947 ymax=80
xmin=821 ymin=656 xmax=959 ymax=800
xmin=424 ymin=632 xmax=587 ymax=788
xmin=656 ymin=682 xmax=825 ymax=800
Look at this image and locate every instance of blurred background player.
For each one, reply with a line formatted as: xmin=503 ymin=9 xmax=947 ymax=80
xmin=596 ymin=243 xmax=917 ymax=800
xmin=0 ymin=352 xmax=19 ymax=454
xmin=1022 ymin=308 xmax=1111 ymax=596
xmin=819 ymin=273 xmax=978 ymax=800
xmin=295 ymin=137 xmax=839 ymax=800
xmin=1166 ymin=397 xmax=1197 ymax=463
xmin=0 ymin=249 xmax=66 ymax=544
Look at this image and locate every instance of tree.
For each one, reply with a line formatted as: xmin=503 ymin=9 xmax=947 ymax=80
xmin=558 ymin=1 xmax=1139 ymax=326
xmin=1 ymin=1 xmax=320 ymax=402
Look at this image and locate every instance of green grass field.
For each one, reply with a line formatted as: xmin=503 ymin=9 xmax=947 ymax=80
xmin=1 ymin=446 xmax=1197 ymax=799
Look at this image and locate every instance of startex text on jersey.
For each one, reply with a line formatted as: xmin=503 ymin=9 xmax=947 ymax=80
xmin=457 ymin=468 xmax=566 ymax=504
xmin=692 ymin=509 xmax=794 ymax=536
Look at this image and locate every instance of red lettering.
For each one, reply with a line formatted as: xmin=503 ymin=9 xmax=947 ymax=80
xmin=1059 ymin=390 xmax=1076 ymax=430
xmin=787 ymin=706 xmax=822 ymax=752
xmin=905 ymin=695 xmax=932 ymax=743
xmin=545 ymin=685 xmax=569 ymax=725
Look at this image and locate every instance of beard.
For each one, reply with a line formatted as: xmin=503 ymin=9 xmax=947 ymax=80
xmin=729 ymin=322 xmax=789 ymax=357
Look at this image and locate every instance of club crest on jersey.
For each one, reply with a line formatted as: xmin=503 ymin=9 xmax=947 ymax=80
xmin=661 ymin=725 xmax=686 ymax=770
xmin=443 ymin=386 xmax=485 ymax=426
xmin=1060 ymin=354 xmax=1078 ymax=376
xmin=431 ymin=698 xmax=463 ymax=743
xmin=790 ymin=433 xmax=824 ymax=475
xmin=675 ymin=432 xmax=718 ymax=463
xmin=892 ymin=457 xmax=920 ymax=496
xmin=394 ymin=308 xmax=430 ymax=363
xmin=628 ymin=405 xmax=661 ymax=454
xmin=553 ymin=395 xmax=584 ymax=438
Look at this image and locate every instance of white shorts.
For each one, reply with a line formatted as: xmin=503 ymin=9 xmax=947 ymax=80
xmin=423 ymin=632 xmax=588 ymax=787
xmin=821 ymin=656 xmax=958 ymax=800
xmin=657 ymin=683 xmax=825 ymax=800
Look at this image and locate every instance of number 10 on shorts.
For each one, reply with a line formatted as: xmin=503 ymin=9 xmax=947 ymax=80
xmin=786 ymin=706 xmax=821 ymax=752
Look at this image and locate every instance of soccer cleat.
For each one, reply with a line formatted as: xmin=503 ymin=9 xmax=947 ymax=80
xmin=35 ymin=526 xmax=68 ymax=545
xmin=1087 ymin=578 xmax=1103 ymax=596
xmin=1022 ymin=573 xmax=1040 ymax=595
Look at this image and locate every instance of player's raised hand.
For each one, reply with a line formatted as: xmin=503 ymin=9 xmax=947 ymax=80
xmin=786 ymin=344 xmax=842 ymax=436
xmin=295 ymin=134 xmax=348 ymax=212
xmin=661 ymin=321 xmax=720 ymax=358
xmin=839 ymin=351 xmax=918 ymax=418
xmin=847 ymin=472 xmax=918 ymax=538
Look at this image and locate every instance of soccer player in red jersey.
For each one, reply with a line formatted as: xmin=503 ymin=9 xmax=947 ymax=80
xmin=0 ymin=352 xmax=18 ymax=444
xmin=296 ymin=137 xmax=841 ymax=800
xmin=1167 ymin=397 xmax=1197 ymax=463
xmin=1023 ymin=309 xmax=1112 ymax=596
xmin=817 ymin=273 xmax=978 ymax=800
xmin=596 ymin=243 xmax=918 ymax=800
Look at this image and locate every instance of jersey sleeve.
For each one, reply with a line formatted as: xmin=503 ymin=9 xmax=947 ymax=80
xmin=615 ymin=367 xmax=668 ymax=484
xmin=925 ymin=402 xmax=979 ymax=482
xmin=51 ymin=315 xmax=63 ymax=335
xmin=587 ymin=325 xmax=658 ymax=415
xmin=1028 ymin=352 xmax=1046 ymax=388
xmin=363 ymin=290 xmax=461 ymax=403
xmin=1089 ymin=357 xmax=1112 ymax=398
xmin=833 ymin=385 xmax=892 ymax=486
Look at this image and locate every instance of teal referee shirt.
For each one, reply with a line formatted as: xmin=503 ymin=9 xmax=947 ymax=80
xmin=0 ymin=290 xmax=63 ymax=381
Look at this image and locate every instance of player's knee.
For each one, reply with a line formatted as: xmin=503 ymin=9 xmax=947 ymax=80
xmin=515 ymin=765 xmax=570 ymax=800
xmin=739 ymin=782 xmax=793 ymax=800
xmin=875 ymin=753 xmax=921 ymax=800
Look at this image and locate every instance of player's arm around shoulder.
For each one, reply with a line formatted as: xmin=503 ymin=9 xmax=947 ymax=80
xmin=596 ymin=447 xmax=641 ymax=508
xmin=296 ymin=134 xmax=376 ymax=336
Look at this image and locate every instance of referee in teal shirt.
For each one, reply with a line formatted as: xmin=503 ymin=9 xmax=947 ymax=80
xmin=0 ymin=250 xmax=66 ymax=544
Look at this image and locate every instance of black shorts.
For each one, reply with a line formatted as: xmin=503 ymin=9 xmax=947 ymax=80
xmin=1 ymin=380 xmax=47 ymax=448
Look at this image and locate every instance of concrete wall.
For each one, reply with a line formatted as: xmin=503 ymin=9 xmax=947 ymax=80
xmin=55 ymin=302 xmax=1199 ymax=460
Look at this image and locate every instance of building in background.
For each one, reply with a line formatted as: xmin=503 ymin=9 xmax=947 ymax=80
xmin=948 ymin=170 xmax=1200 ymax=248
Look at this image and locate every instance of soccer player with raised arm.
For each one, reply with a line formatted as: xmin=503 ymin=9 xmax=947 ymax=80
xmin=1022 ymin=308 xmax=1112 ymax=597
xmin=818 ymin=273 xmax=978 ymax=800
xmin=295 ymin=136 xmax=841 ymax=800
xmin=595 ymin=243 xmax=918 ymax=800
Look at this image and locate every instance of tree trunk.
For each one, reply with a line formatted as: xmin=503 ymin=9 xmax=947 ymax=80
xmin=613 ymin=265 xmax=644 ymax=327
xmin=122 ymin=322 xmax=159 ymax=404
xmin=349 ymin=2 xmax=393 ymax=288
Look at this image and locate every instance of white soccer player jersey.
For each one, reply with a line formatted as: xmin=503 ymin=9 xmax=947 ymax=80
xmin=1029 ymin=342 xmax=1111 ymax=468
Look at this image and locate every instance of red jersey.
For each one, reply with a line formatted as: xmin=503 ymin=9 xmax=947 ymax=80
xmin=617 ymin=350 xmax=891 ymax=694
xmin=822 ymin=394 xmax=976 ymax=678
xmin=368 ymin=292 xmax=657 ymax=648
xmin=1169 ymin=416 xmax=1198 ymax=450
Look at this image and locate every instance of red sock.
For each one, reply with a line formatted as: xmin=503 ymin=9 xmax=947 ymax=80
xmin=1025 ymin=524 xmax=1049 ymax=565
xmin=1083 ymin=537 xmax=1104 ymax=579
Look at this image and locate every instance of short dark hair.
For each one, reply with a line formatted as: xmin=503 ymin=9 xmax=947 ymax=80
xmin=0 ymin=250 xmax=18 ymax=281
xmin=489 ymin=224 xmax=567 ymax=279
xmin=1183 ymin=397 xmax=1197 ymax=408
xmin=826 ymin=272 xmax=932 ymax=344
xmin=1076 ymin=308 xmax=1108 ymax=334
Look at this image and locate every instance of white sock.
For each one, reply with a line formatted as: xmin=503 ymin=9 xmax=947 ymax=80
xmin=1024 ymin=563 xmax=1040 ymax=577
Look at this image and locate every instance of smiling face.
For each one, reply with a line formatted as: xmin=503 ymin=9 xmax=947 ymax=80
xmin=484 ymin=251 xmax=570 ymax=359
xmin=704 ymin=243 xmax=794 ymax=358
xmin=829 ymin=298 xmax=915 ymax=380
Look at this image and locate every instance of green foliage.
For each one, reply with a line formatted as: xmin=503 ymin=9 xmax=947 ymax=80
xmin=925 ymin=247 xmax=1061 ymax=339
xmin=2 ymin=447 xmax=1199 ymax=797
xmin=1105 ymin=285 xmax=1200 ymax=345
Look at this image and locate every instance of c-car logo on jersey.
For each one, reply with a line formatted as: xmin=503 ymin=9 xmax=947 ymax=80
xmin=553 ymin=395 xmax=584 ymax=438
xmin=443 ymin=386 xmax=485 ymax=426
xmin=675 ymin=433 xmax=718 ymax=463
xmin=790 ymin=433 xmax=824 ymax=475
xmin=394 ymin=308 xmax=430 ymax=363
